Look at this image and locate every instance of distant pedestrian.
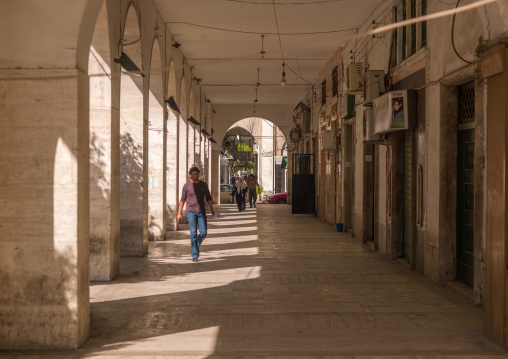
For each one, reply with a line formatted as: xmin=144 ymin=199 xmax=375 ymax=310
xmin=232 ymin=177 xmax=247 ymax=212
xmin=247 ymin=174 xmax=260 ymax=208
xmin=177 ymin=167 xmax=215 ymax=262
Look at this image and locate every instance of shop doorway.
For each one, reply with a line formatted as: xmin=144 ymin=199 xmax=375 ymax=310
xmin=292 ymin=154 xmax=316 ymax=214
xmin=457 ymin=81 xmax=475 ymax=286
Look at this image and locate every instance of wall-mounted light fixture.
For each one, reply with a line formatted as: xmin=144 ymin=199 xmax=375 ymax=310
xmin=165 ymin=96 xmax=180 ymax=114
xmin=210 ymin=137 xmax=217 ymax=144
xmin=188 ymin=116 xmax=201 ymax=126
xmin=114 ymin=52 xmax=145 ymax=77
xmin=201 ymin=129 xmax=211 ymax=137
xmin=173 ymin=41 xmax=181 ymax=48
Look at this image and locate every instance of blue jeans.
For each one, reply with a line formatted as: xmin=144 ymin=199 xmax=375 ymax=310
xmin=187 ymin=211 xmax=207 ymax=259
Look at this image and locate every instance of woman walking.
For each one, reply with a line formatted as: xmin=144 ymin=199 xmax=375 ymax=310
xmin=232 ymin=177 xmax=247 ymax=212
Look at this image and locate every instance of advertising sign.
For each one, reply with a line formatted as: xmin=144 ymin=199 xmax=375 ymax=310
xmin=373 ymin=90 xmax=415 ymax=134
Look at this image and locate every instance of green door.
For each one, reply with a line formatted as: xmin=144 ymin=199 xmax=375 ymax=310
xmin=457 ymin=129 xmax=474 ymax=286
xmin=402 ymin=130 xmax=412 ymax=263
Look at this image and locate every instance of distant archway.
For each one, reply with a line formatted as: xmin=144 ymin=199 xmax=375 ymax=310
xmin=219 ymin=117 xmax=287 ymax=200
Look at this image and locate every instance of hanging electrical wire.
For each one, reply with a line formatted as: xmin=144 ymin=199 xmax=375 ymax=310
xmin=227 ymin=0 xmax=348 ymax=4
xmin=165 ymin=21 xmax=356 ymax=36
xmin=452 ymin=0 xmax=473 ymax=64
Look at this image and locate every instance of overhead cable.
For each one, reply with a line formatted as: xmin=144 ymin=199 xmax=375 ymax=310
xmin=165 ymin=21 xmax=356 ymax=36
xmin=227 ymin=0 xmax=347 ymax=4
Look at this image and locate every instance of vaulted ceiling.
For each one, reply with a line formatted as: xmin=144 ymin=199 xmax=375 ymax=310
xmin=155 ymin=0 xmax=380 ymax=106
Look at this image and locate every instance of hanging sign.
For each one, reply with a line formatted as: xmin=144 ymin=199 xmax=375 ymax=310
xmin=372 ymin=89 xmax=416 ymax=134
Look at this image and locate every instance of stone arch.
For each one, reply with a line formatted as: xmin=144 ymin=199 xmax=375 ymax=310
xmin=211 ymin=105 xmax=294 ymax=148
xmin=147 ymin=37 xmax=165 ymax=241
xmin=219 ymin=117 xmax=288 ymax=151
xmin=77 ymin=0 xmax=105 ymax=72
xmin=219 ymin=117 xmax=288 ymax=196
xmin=121 ymin=3 xmax=143 ymax=73
xmin=119 ymin=2 xmax=146 ymax=257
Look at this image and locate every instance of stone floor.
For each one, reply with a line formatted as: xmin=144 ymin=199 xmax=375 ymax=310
xmin=3 ymin=204 xmax=508 ymax=358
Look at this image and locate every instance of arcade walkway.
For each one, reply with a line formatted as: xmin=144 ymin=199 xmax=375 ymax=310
xmin=3 ymin=205 xmax=507 ymax=358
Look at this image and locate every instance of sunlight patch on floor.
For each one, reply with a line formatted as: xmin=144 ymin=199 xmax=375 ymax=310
xmin=214 ymin=215 xmax=257 ymax=221
xmin=91 ymin=266 xmax=262 ymax=302
xmin=208 ymin=219 xmax=257 ymax=226
xmin=205 ymin=226 xmax=258 ymax=234
xmin=199 ymin=246 xmax=259 ymax=258
xmin=95 ymin=326 xmax=220 ymax=356
xmin=166 ymin=234 xmax=259 ymax=245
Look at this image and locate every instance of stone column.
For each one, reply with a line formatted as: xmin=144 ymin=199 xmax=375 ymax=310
xmin=119 ymin=73 xmax=147 ymax=256
xmin=177 ymin=116 xmax=188 ymax=228
xmin=0 ymin=69 xmax=90 ymax=349
xmin=148 ymin=89 xmax=165 ymax=241
xmin=188 ymin=122 xmax=195 ymax=167
xmin=89 ymin=46 xmax=119 ymax=280
xmin=166 ymin=110 xmax=179 ymax=231
xmin=211 ymin=147 xmax=221 ymax=204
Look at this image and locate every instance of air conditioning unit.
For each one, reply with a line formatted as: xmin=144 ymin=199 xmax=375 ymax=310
xmin=364 ymin=70 xmax=385 ymax=104
xmin=346 ymin=62 xmax=363 ymax=93
xmin=321 ymin=130 xmax=335 ymax=150
xmin=363 ymin=107 xmax=383 ymax=143
xmin=340 ymin=94 xmax=355 ymax=119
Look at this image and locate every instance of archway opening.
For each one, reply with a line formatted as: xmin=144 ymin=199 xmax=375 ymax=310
xmin=220 ymin=117 xmax=287 ymax=204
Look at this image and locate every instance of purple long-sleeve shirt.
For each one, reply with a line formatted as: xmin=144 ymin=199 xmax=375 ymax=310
xmin=180 ymin=181 xmax=212 ymax=212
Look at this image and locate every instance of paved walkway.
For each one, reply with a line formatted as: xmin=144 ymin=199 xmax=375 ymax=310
xmin=3 ymin=204 xmax=508 ymax=358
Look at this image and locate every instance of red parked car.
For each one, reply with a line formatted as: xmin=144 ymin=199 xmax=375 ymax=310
xmin=268 ymin=192 xmax=287 ymax=204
